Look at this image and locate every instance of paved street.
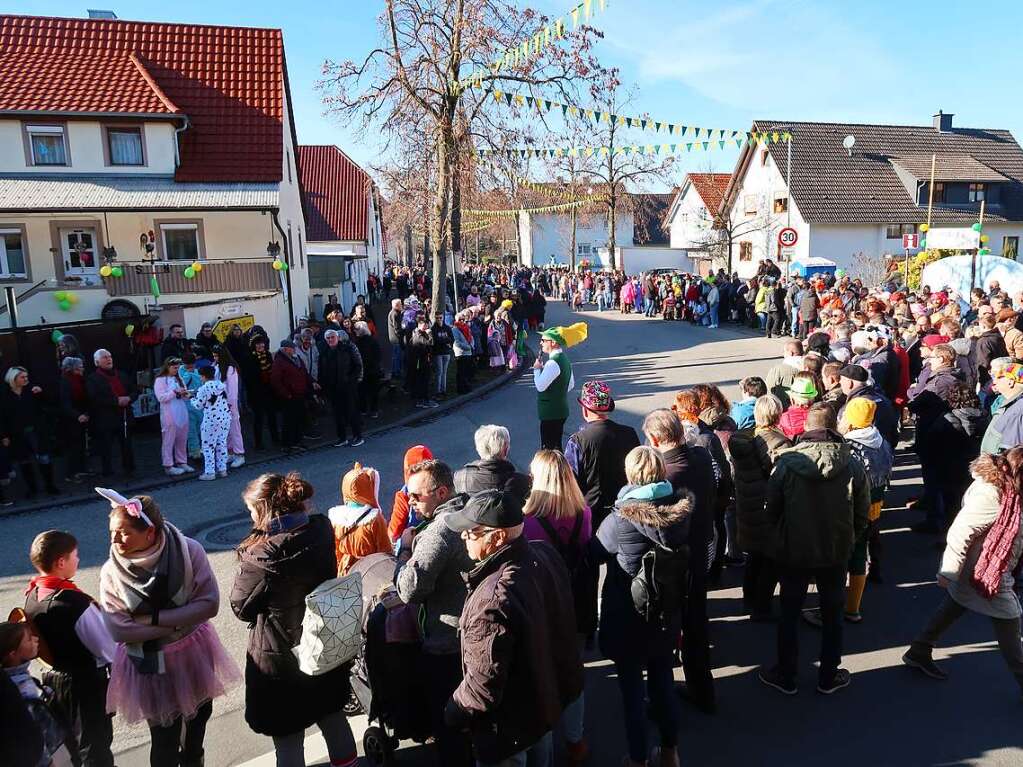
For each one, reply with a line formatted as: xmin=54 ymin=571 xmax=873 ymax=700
xmin=2 ymin=300 xmax=1020 ymax=767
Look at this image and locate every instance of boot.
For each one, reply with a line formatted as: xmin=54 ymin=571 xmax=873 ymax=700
xmin=20 ymin=462 xmax=39 ymax=500
xmin=40 ymin=463 xmax=59 ymax=495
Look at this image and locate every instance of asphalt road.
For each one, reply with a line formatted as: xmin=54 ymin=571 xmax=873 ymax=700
xmin=1 ymin=300 xmax=1019 ymax=767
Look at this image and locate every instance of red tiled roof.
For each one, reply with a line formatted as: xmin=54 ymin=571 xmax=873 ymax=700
xmin=0 ymin=15 xmax=284 ymax=183
xmin=687 ymin=173 xmax=731 ymax=214
xmin=298 ymin=146 xmax=371 ymax=242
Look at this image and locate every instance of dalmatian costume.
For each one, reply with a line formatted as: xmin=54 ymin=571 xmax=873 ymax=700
xmin=191 ymin=377 xmax=231 ymax=476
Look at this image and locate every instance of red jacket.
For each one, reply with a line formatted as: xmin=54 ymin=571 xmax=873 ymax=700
xmin=270 ymin=351 xmax=309 ymax=400
xmin=779 ymin=405 xmax=810 ymax=440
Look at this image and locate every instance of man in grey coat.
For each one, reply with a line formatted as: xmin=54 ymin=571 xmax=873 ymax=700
xmin=395 ymin=459 xmax=474 ymax=767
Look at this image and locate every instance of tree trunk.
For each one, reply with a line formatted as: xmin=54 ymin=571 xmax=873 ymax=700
xmin=403 ymin=224 xmax=413 ymax=266
xmin=430 ymin=124 xmax=454 ymax=313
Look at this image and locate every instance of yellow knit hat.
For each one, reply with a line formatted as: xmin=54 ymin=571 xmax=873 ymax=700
xmin=843 ymin=397 xmax=876 ymax=430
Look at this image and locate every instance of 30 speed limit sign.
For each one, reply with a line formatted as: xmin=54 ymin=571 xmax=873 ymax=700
xmin=778 ymin=227 xmax=798 ymax=248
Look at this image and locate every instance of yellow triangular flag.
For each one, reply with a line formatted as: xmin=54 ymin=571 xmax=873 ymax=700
xmin=584 ymin=0 xmax=593 ymax=20
xmin=571 ymin=7 xmax=580 ymax=27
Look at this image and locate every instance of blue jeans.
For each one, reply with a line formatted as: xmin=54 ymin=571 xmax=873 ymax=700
xmin=560 ymin=693 xmax=584 ymax=745
xmin=615 ymin=654 xmax=679 ymax=763
xmin=645 ymin=299 xmax=657 ymax=317
xmin=709 ymin=303 xmax=719 ymax=326
xmin=390 ymin=344 xmax=403 ymax=379
xmin=790 ymin=306 xmax=799 ymax=334
xmin=434 ymin=354 xmax=451 ymax=394
xmin=596 ymin=293 xmax=608 ymax=311
xmin=757 ymin=311 xmax=767 ymax=329
xmin=478 ymin=731 xmax=553 ymax=767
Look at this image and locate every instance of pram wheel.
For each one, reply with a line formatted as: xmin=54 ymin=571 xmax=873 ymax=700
xmin=343 ymin=689 xmax=362 ymax=716
xmin=363 ymin=726 xmax=393 ymax=765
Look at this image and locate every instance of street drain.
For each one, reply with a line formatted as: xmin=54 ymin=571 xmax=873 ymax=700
xmin=193 ymin=516 xmax=253 ymax=551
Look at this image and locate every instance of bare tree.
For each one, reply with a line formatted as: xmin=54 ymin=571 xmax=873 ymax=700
xmin=711 ymin=190 xmax=780 ymax=274
xmin=849 ymin=250 xmax=890 ymax=287
xmin=320 ymin=0 xmax=598 ymax=310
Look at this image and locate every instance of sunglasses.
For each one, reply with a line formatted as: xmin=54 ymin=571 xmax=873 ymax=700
xmin=408 ymin=486 xmax=438 ymax=502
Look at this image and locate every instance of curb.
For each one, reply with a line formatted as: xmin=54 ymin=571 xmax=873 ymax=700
xmin=0 ymin=348 xmax=534 ymax=519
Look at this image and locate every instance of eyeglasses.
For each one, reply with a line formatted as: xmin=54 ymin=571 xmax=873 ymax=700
xmin=408 ymin=486 xmax=438 ymax=502
xmin=461 ymin=527 xmax=491 ymax=541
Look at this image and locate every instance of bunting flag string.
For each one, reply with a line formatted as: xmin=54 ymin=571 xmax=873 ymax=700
xmin=476 ymin=131 xmax=791 ymax=160
xmin=453 ymin=0 xmax=608 ymax=94
xmin=464 ymin=197 xmax=598 ymax=218
xmin=488 ymin=87 xmax=792 ymax=143
xmin=514 ymin=177 xmax=602 ymax=202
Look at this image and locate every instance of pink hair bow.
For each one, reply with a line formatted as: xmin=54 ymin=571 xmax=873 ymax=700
xmin=95 ymin=487 xmax=153 ymax=528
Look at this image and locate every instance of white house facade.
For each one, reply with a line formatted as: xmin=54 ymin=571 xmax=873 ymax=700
xmin=666 ymin=173 xmax=731 ymax=251
xmin=518 ymin=207 xmax=634 ymax=268
xmin=720 ymin=113 xmax=1023 ymax=280
xmin=0 ymin=13 xmax=309 ymax=344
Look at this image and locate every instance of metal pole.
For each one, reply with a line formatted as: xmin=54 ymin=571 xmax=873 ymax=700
xmin=786 ymin=135 xmax=792 ymax=229
xmin=4 ymin=286 xmax=18 ymax=329
xmin=972 ymin=199 xmax=986 ymax=291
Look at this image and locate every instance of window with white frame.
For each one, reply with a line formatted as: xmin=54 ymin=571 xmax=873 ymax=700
xmin=969 ymin=183 xmax=986 ymax=203
xmin=0 ymin=229 xmax=27 ymax=277
xmin=26 ymin=124 xmax=68 ymax=166
xmin=107 ymin=127 xmax=144 ymax=166
xmin=577 ymin=243 xmax=593 ymax=256
xmin=744 ymin=195 xmax=758 ymax=215
xmin=160 ymin=223 xmax=201 ymax=261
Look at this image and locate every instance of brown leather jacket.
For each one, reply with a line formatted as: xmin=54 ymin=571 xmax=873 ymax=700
xmin=445 ymin=536 xmax=582 ymax=763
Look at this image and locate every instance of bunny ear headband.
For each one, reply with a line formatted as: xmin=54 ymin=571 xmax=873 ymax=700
xmin=95 ymin=487 xmax=153 ymax=528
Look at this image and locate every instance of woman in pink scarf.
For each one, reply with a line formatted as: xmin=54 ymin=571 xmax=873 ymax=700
xmin=902 ymin=448 xmax=1023 ymax=692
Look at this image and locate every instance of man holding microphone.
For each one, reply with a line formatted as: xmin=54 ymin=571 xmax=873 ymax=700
xmin=533 ymin=322 xmax=587 ymax=450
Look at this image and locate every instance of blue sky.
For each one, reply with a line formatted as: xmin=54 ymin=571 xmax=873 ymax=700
xmin=7 ymin=0 xmax=1023 ymax=190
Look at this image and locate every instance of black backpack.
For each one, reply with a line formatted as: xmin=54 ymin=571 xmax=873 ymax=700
xmin=631 ymin=542 xmax=690 ymax=625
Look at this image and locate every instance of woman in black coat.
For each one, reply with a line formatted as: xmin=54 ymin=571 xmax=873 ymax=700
xmin=230 ymin=472 xmax=357 ymax=766
xmin=1 ymin=366 xmax=58 ymax=499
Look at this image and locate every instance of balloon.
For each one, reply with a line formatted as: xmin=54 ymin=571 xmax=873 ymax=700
xmin=125 ymin=324 xmax=135 ymax=337
xmin=111 ymin=266 xmax=124 ymax=278
xmin=53 ymin=291 xmax=66 ymax=301
xmin=272 ymin=259 xmax=284 ymax=271
xmin=979 ymin=248 xmax=992 ymax=256
xmin=919 ymin=223 xmax=929 ymax=233
xmin=919 ymin=238 xmax=927 ymax=249
xmin=66 ymin=293 xmax=78 ymax=305
xmin=980 ymin=234 xmax=990 ymax=243
xmin=972 ymin=222 xmax=983 ymax=232
xmin=280 ymin=261 xmax=288 ymax=271
xmin=58 ymin=299 xmax=71 ymax=311
xmin=183 ymin=266 xmax=196 ymax=279
xmin=51 ymin=330 xmax=63 ymax=343
xmin=99 ymin=265 xmax=112 ymax=277
xmin=835 ymin=268 xmax=846 ymax=278
xmin=192 ymin=261 xmax=203 ymax=273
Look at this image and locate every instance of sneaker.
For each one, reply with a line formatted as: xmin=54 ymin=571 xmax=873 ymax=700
xmin=198 ymin=473 xmax=216 ymax=481
xmin=757 ymin=666 xmax=797 ymax=696
xmin=902 ymin=648 xmax=948 ymax=680
xmin=370 ymin=411 xmax=380 ymax=419
xmin=426 ymin=400 xmax=440 ymax=408
xmin=817 ymin=668 xmax=851 ymax=694
xmin=176 ymin=464 xmax=195 ymax=473
xmin=217 ymin=471 xmax=228 ymax=478
xmin=845 ymin=611 xmax=863 ymax=624
xmin=415 ymin=402 xmax=429 ymax=409
xmin=334 ymin=439 xmax=350 ymax=448
xmin=165 ymin=467 xmax=186 ymax=477
xmin=350 ymin=437 xmax=365 ymax=447
xmin=229 ymin=456 xmax=246 ymax=469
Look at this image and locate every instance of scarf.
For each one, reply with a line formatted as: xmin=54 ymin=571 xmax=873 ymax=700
xmin=97 ymin=367 xmax=126 ymax=398
xmin=971 ymin=483 xmax=1022 ymax=599
xmin=64 ymin=371 xmax=87 ymax=406
xmin=107 ymin=523 xmax=194 ymax=674
xmin=24 ymin=575 xmax=81 ymax=597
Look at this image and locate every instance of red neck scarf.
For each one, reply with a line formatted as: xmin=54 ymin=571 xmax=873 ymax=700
xmin=972 ymin=482 xmax=1022 ymax=599
xmin=25 ymin=575 xmax=81 ymax=596
xmin=98 ymin=367 xmax=126 ymax=398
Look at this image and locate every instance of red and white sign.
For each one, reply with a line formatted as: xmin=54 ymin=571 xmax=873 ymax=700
xmin=778 ymin=227 xmax=798 ymax=248
xmin=902 ymin=233 xmax=920 ymax=250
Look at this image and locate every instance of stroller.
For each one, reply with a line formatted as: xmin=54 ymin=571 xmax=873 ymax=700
xmin=345 ymin=553 xmax=431 ymax=765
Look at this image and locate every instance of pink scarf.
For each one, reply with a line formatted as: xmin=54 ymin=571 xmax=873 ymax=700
xmin=971 ymin=483 xmax=1022 ymax=599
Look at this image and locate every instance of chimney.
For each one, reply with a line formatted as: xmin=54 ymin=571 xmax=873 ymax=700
xmin=87 ymin=10 xmax=118 ymax=19
xmin=933 ymin=110 xmax=954 ymax=132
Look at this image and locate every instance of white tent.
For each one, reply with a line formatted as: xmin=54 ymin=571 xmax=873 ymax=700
xmin=920 ymin=255 xmax=1023 ymax=296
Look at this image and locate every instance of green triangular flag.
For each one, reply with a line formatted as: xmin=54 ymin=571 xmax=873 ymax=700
xmin=670 ymin=144 xmax=677 ymax=152
xmin=719 ymin=141 xmax=725 ymax=150
xmin=561 ymin=104 xmax=569 ymax=117
xmin=504 ymin=92 xmax=513 ymax=106
xmin=545 ymin=100 xmax=553 ymax=111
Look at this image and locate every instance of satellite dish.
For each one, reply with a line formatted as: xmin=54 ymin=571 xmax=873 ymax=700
xmin=843 ymin=135 xmax=856 ymax=156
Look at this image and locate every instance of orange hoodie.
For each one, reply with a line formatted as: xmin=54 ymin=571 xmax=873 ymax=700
xmin=387 ymin=444 xmax=434 ymax=543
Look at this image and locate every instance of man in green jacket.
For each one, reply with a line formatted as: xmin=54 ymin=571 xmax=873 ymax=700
xmin=758 ymin=402 xmax=870 ymax=697
xmin=533 ymin=322 xmax=586 ymax=450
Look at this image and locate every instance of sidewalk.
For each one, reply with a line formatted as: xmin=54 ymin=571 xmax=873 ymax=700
xmin=3 ymin=341 xmax=526 ymax=517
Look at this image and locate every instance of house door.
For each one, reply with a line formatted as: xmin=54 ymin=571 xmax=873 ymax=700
xmin=61 ymin=227 xmax=100 ymax=284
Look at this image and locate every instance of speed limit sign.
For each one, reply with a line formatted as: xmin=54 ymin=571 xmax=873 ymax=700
xmin=778 ymin=227 xmax=798 ymax=248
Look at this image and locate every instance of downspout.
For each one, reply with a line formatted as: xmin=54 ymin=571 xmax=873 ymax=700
xmin=270 ymin=208 xmax=296 ymax=334
xmin=172 ymin=116 xmax=191 ymax=168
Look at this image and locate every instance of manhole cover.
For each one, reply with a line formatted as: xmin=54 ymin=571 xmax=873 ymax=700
xmin=197 ymin=517 xmax=253 ymax=551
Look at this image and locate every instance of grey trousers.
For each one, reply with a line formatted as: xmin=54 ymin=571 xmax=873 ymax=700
xmin=915 ymin=594 xmax=1023 ymax=689
xmin=271 ymin=710 xmax=357 ymax=767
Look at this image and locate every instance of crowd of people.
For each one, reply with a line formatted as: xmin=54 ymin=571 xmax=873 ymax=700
xmin=4 ymin=262 xmax=1023 ymax=767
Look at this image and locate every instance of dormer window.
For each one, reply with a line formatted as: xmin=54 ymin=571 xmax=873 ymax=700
xmin=104 ymin=126 xmax=145 ymax=166
xmin=25 ymin=124 xmax=68 ymax=166
xmin=969 ymin=183 xmax=986 ymax=203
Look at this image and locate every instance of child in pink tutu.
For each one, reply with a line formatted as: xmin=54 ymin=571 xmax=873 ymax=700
xmin=97 ymin=488 xmax=240 ymax=767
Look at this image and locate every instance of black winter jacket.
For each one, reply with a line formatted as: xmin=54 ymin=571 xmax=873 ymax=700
xmin=661 ymin=444 xmax=715 ymax=578
xmin=566 ymin=419 xmax=641 ymax=527
xmin=453 ymin=458 xmax=531 ymax=502
xmin=729 ymin=427 xmax=791 ymax=554
xmin=318 ymin=338 xmax=364 ymax=395
xmin=230 ymin=514 xmax=350 ymax=736
xmin=446 ymin=537 xmax=582 ymax=763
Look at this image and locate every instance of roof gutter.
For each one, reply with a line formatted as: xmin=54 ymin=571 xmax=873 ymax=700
xmin=172 ymin=115 xmax=192 ymax=170
xmin=269 ymin=207 xmax=296 ymax=335
xmin=0 ymin=110 xmax=184 ymax=121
